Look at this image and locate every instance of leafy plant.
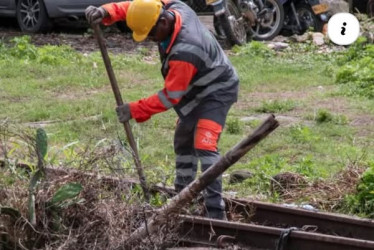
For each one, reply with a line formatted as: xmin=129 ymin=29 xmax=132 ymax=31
xmin=256 ymin=100 xmax=296 ymax=113
xmin=50 ymin=182 xmax=83 ymax=207
xmin=315 ymin=109 xmax=348 ymax=125
xmin=289 ymin=125 xmax=317 ymax=143
xmin=9 ymin=36 xmax=38 ymax=60
xmin=315 ymin=109 xmax=333 ymax=123
xmin=294 ymin=155 xmax=316 ymax=177
xmin=226 ymin=117 xmax=242 ymax=135
xmin=232 ymin=41 xmax=275 ymax=58
xmin=150 ymin=192 xmax=165 ymax=207
xmin=344 ymin=163 xmax=374 ymax=218
xmin=28 ymin=128 xmax=48 ymax=226
xmin=336 ymin=38 xmax=374 ymax=99
xmin=37 ymin=45 xmax=81 ymax=65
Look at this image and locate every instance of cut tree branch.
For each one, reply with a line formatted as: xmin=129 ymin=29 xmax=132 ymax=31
xmin=123 ymin=114 xmax=279 ymax=248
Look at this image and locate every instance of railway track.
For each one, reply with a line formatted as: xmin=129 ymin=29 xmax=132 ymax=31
xmin=177 ymin=215 xmax=374 ymax=250
xmin=225 ymin=198 xmax=374 ymax=241
xmin=173 ymin=197 xmax=374 ymax=249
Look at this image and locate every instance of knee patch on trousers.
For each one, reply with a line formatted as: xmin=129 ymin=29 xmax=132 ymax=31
xmin=194 ymin=119 xmax=222 ymax=151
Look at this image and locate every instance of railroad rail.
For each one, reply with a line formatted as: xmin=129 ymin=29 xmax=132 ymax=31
xmin=226 ymin=198 xmax=374 ymax=241
xmin=177 ymin=215 xmax=374 ymax=250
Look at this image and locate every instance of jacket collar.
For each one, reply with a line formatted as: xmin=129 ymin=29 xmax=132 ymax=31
xmin=165 ymin=9 xmax=182 ymax=54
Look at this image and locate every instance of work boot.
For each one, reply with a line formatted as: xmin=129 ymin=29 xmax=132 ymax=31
xmin=206 ymin=208 xmax=227 ymax=221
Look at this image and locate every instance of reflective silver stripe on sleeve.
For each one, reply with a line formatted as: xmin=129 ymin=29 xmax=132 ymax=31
xmin=199 ymin=155 xmax=221 ymax=166
xmin=176 ymin=168 xmax=194 ymax=177
xmin=176 ymin=155 xmax=198 ymax=164
xmin=166 ymin=90 xmax=186 ymax=99
xmin=158 ymin=90 xmax=173 ymax=109
xmin=180 ymin=80 xmax=237 ymax=116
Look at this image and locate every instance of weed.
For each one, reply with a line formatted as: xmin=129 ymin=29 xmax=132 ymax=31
xmin=232 ymin=41 xmax=275 ymax=58
xmin=315 ymin=109 xmax=349 ymax=125
xmin=289 ymin=125 xmax=317 ymax=143
xmin=294 ymin=155 xmax=316 ymax=177
xmin=37 ymin=45 xmax=81 ymax=65
xmin=336 ymin=38 xmax=374 ymax=99
xmin=343 ymin=162 xmax=374 ymax=218
xmin=226 ymin=117 xmax=242 ymax=135
xmin=255 ymin=100 xmax=296 ymax=113
xmin=9 ymin=36 xmax=38 ymax=60
xmin=316 ymin=109 xmax=333 ymax=123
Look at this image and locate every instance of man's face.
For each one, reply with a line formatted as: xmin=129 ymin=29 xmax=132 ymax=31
xmin=148 ymin=17 xmax=170 ymax=42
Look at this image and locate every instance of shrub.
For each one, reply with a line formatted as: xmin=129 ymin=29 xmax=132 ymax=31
xmin=226 ymin=117 xmax=242 ymax=135
xmin=9 ymin=36 xmax=38 ymax=60
xmin=316 ymin=109 xmax=333 ymax=123
xmin=315 ymin=109 xmax=348 ymax=125
xmin=336 ymin=38 xmax=374 ymax=99
xmin=344 ymin=163 xmax=374 ymax=218
xmin=255 ymin=100 xmax=296 ymax=113
xmin=37 ymin=45 xmax=80 ymax=65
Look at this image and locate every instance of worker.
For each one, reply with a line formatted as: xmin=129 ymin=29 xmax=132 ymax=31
xmin=85 ymin=0 xmax=239 ymax=220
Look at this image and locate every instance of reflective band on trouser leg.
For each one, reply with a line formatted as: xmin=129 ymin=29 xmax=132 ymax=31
xmin=198 ymin=150 xmax=225 ymax=217
xmin=175 ymin=154 xmax=197 ymax=191
xmin=174 ymin=119 xmax=197 ymax=192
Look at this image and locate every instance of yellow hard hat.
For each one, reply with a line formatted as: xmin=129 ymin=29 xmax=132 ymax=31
xmin=127 ymin=0 xmax=163 ymax=42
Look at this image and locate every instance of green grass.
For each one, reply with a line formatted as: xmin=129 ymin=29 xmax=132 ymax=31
xmin=1 ymin=37 xmax=374 ymax=214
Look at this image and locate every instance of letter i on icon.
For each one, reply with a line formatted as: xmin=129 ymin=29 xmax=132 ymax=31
xmin=341 ymin=22 xmax=346 ymax=35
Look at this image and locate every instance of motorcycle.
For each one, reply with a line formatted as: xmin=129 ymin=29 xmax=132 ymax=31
xmin=240 ymin=0 xmax=285 ymax=41
xmin=184 ymin=0 xmax=247 ymax=46
xmin=211 ymin=0 xmax=285 ymax=42
xmin=280 ymin=0 xmax=330 ymax=36
xmin=190 ymin=0 xmax=286 ymax=44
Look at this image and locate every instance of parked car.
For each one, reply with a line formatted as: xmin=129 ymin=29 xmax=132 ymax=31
xmin=0 ymin=0 xmax=121 ymax=32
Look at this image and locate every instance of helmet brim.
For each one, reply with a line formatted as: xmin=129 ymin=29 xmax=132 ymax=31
xmin=132 ymin=32 xmax=148 ymax=42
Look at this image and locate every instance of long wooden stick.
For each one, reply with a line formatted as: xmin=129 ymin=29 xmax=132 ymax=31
xmin=92 ymin=25 xmax=150 ymax=202
xmin=124 ymin=115 xmax=279 ymax=248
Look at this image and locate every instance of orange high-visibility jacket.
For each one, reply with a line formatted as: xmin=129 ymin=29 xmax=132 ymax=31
xmin=102 ymin=0 xmax=238 ymax=122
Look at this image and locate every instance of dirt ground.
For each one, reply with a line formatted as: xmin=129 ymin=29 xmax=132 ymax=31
xmin=0 ymin=16 xmax=216 ymax=54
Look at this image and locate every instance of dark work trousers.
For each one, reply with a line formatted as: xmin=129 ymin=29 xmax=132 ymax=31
xmin=174 ymin=101 xmax=232 ymax=219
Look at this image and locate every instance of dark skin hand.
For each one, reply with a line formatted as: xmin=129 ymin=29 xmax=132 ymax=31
xmin=148 ymin=10 xmax=175 ymax=42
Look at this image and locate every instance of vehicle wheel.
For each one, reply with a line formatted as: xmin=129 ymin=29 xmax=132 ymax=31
xmin=295 ymin=3 xmax=323 ymax=34
xmin=368 ymin=0 xmax=374 ymax=17
xmin=251 ymin=0 xmax=284 ymax=41
xmin=116 ymin=21 xmax=131 ymax=33
xmin=215 ymin=0 xmax=247 ymax=46
xmin=16 ymin=0 xmax=51 ymax=33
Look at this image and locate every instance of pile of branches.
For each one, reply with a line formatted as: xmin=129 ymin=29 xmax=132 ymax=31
xmin=271 ymin=164 xmax=365 ymax=212
xmin=0 ymin=123 xmax=180 ymax=250
xmin=1 ymin=169 xmax=180 ymax=249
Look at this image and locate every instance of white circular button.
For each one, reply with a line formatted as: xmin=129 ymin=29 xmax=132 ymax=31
xmin=327 ymin=13 xmax=360 ymax=46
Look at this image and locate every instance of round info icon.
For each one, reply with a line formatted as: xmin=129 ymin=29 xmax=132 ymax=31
xmin=327 ymin=13 xmax=360 ymax=46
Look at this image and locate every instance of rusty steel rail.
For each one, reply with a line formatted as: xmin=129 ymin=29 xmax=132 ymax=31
xmin=226 ymin=198 xmax=374 ymax=242
xmin=177 ymin=215 xmax=374 ymax=250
